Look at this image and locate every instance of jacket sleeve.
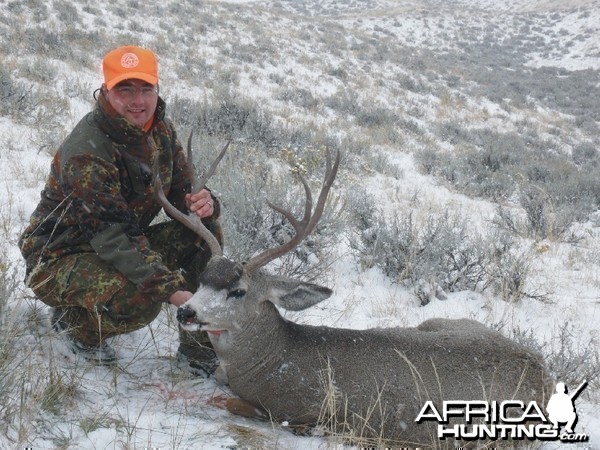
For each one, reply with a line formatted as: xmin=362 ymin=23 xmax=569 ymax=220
xmin=62 ymin=153 xmax=187 ymax=302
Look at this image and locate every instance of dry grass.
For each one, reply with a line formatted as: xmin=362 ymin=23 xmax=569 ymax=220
xmin=315 ymin=359 xmax=390 ymax=447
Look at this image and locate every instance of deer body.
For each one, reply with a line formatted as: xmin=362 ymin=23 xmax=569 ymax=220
xmin=180 ymin=260 xmax=551 ymax=446
xmin=156 ymin=144 xmax=551 ymax=446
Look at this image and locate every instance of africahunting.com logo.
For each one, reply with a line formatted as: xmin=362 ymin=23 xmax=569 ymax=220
xmin=416 ymin=380 xmax=589 ymax=444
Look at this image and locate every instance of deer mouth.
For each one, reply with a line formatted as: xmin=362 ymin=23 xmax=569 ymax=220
xmin=176 ymin=307 xmax=227 ymax=336
xmin=204 ymin=328 xmax=227 ymax=337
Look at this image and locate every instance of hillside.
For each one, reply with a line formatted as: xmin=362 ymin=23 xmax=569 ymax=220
xmin=1 ymin=0 xmax=599 ymax=448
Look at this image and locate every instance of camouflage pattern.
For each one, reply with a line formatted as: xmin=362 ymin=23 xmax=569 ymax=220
xmin=27 ymin=219 xmax=221 ymax=345
xmin=19 ymin=90 xmax=222 ymax=347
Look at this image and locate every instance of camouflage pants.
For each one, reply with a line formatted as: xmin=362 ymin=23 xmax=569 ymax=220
xmin=28 ymin=220 xmax=221 ymax=349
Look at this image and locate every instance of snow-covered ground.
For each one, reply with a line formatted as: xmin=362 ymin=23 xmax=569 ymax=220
xmin=0 ymin=0 xmax=598 ymax=448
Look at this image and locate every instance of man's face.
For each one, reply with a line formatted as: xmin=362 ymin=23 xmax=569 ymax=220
xmin=105 ymin=79 xmax=159 ymax=129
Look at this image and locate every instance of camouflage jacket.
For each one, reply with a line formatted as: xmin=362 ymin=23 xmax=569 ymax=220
xmin=19 ymin=91 xmax=220 ymax=301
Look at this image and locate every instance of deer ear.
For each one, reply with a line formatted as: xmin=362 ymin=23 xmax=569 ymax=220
xmin=269 ymin=280 xmax=332 ymax=311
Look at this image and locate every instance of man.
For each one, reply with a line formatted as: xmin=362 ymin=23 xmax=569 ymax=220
xmin=19 ymin=45 xmax=219 ymax=375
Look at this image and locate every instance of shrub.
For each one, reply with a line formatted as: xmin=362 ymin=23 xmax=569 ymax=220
xmin=349 ymin=203 xmax=524 ymax=304
xmin=506 ymin=321 xmax=600 ymax=390
xmin=415 ymin=126 xmax=600 ymax=240
xmin=170 ymin=89 xmax=292 ymax=152
xmin=354 ymin=104 xmax=397 ymax=129
xmin=276 ymin=87 xmax=320 ymax=110
xmin=0 ymin=67 xmax=38 ymax=120
xmin=490 ymin=247 xmax=538 ymax=303
xmin=53 ymin=0 xmax=81 ymax=24
xmin=324 ymin=87 xmax=360 ymax=117
xmin=572 ymin=142 xmax=600 ymax=168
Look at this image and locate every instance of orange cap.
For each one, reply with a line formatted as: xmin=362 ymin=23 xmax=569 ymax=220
xmin=102 ymin=45 xmax=158 ymax=90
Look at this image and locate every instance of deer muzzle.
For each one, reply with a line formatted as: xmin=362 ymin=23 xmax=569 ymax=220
xmin=177 ymin=305 xmax=200 ymax=326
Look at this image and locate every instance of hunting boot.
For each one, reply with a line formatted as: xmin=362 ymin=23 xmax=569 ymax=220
xmin=51 ymin=307 xmax=117 ymax=365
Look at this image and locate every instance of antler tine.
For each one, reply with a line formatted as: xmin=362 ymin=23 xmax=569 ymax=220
xmin=186 ymin=130 xmax=231 ymax=193
xmin=186 ymin=131 xmax=194 ymax=175
xmin=305 ymin=148 xmax=340 ymax=237
xmin=195 ymin=139 xmax=231 ymax=192
xmin=266 ymin=172 xmax=313 ymax=231
xmin=153 ymin=134 xmax=229 ymax=258
xmin=248 ymin=176 xmax=312 ymax=270
xmin=245 ymin=149 xmax=341 ymax=274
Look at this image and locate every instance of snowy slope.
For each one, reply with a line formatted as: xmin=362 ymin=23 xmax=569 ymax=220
xmin=0 ymin=0 xmax=598 ymax=448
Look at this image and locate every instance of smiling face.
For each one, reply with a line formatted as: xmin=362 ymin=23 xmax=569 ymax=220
xmin=104 ymin=79 xmax=159 ymax=129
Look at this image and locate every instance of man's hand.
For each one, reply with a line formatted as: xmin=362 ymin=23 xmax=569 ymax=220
xmin=169 ymin=290 xmax=193 ymax=306
xmin=185 ymin=188 xmax=214 ymax=219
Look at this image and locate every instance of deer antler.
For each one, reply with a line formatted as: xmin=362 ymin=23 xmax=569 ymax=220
xmin=154 ymin=132 xmax=229 ymax=257
xmin=244 ymin=149 xmax=341 ymax=274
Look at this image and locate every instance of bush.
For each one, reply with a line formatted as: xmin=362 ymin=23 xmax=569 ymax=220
xmin=506 ymin=321 xmax=600 ymax=390
xmin=572 ymin=142 xmax=600 ymax=168
xmin=169 ymin=89 xmax=324 ymax=153
xmin=0 ymin=67 xmax=38 ymax=120
xmin=277 ymin=87 xmax=320 ymax=110
xmin=348 ymin=203 xmax=527 ymax=304
xmin=415 ymin=126 xmax=600 ymax=240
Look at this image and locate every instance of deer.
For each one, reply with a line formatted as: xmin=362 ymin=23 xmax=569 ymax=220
xmin=154 ymin=139 xmax=553 ymax=447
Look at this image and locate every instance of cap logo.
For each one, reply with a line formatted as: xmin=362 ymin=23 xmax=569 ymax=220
xmin=120 ymin=53 xmax=140 ymax=69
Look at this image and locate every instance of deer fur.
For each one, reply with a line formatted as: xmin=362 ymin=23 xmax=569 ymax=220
xmin=178 ymin=256 xmax=552 ymax=446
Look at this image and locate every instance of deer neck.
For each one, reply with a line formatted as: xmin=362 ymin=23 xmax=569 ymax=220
xmin=216 ymin=301 xmax=290 ymax=382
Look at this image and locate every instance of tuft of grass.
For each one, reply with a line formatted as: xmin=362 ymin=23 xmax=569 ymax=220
xmin=0 ymin=263 xmax=86 ymax=446
xmin=226 ymin=423 xmax=272 ymax=449
xmin=316 ymin=359 xmax=390 ymax=448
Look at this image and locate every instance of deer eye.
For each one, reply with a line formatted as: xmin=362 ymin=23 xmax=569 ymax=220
xmin=227 ymin=289 xmax=246 ymax=299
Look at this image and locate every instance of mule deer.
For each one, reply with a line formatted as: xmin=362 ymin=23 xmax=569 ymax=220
xmin=155 ymin=141 xmax=552 ymax=446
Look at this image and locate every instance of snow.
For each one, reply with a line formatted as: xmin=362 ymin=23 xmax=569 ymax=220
xmin=1 ymin=0 xmax=599 ymax=448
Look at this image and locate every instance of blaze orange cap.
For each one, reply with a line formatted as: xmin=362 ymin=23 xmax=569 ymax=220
xmin=102 ymin=45 xmax=158 ymax=90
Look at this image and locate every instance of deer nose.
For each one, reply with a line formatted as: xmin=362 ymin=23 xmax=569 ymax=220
xmin=177 ymin=306 xmax=197 ymax=325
